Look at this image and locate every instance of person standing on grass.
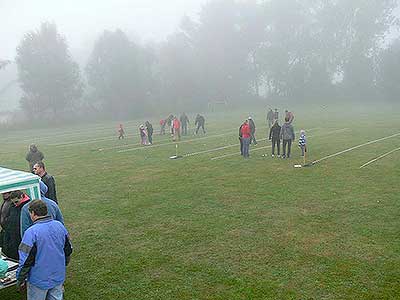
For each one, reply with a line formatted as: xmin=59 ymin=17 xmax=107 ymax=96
xmin=280 ymin=116 xmax=295 ymax=158
xmin=269 ymin=120 xmax=281 ymax=157
xmin=195 ymin=114 xmax=206 ymax=135
xmin=248 ymin=116 xmax=257 ymax=145
xmin=267 ymin=108 xmax=274 ymax=128
xmin=139 ymin=125 xmax=149 ymax=145
xmin=33 ymin=161 xmax=57 ymax=203
xmin=180 ymin=113 xmax=190 ymax=135
xmin=145 ymin=121 xmax=154 ymax=145
xmin=117 ymin=124 xmax=125 ymax=139
xmin=26 ymin=144 xmax=44 ymax=173
xmin=238 ymin=123 xmax=244 ymax=156
xmin=285 ymin=110 xmax=295 ymax=124
xmin=298 ymin=129 xmax=307 ymax=157
xmin=159 ymin=119 xmax=166 ymax=135
xmin=241 ymin=120 xmax=251 ymax=158
xmin=17 ymin=199 xmax=72 ymax=300
xmin=172 ymin=117 xmax=181 ymax=141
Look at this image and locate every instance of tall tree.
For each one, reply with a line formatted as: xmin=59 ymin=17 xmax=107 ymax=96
xmin=86 ymin=29 xmax=154 ymax=118
xmin=16 ymin=22 xmax=83 ymax=117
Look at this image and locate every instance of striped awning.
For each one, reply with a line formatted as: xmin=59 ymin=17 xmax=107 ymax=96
xmin=0 ymin=167 xmax=41 ymax=198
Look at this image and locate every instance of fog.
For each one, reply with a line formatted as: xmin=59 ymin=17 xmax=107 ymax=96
xmin=0 ymin=0 xmax=399 ymax=126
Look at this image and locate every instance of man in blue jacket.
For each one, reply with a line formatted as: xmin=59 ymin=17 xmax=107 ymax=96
xmin=20 ymin=181 xmax=64 ymax=238
xmin=17 ymin=199 xmax=72 ymax=300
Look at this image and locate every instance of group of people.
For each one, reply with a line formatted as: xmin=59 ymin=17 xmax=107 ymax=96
xmin=117 ymin=113 xmax=206 ymax=146
xmin=239 ymin=109 xmax=306 ymax=159
xmin=0 ymin=145 xmax=72 ymax=299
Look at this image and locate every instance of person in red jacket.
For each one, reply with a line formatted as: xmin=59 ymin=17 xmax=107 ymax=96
xmin=240 ymin=120 xmax=251 ymax=158
xmin=172 ymin=117 xmax=181 ymax=141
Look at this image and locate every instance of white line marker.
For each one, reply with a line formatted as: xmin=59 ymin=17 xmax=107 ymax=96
xmin=312 ymin=132 xmax=400 ymax=165
xmin=359 ymin=146 xmax=400 ymax=169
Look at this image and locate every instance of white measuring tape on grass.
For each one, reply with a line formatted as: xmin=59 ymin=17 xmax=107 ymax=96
xmin=359 ymin=146 xmax=400 ymax=169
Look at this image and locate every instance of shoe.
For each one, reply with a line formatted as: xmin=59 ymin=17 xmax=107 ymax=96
xmin=271 ymin=154 xmax=275 ymax=158
xmin=277 ymin=155 xmax=281 ymax=158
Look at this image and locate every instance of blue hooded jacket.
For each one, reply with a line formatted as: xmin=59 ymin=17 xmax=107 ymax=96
xmin=20 ymin=181 xmax=64 ymax=237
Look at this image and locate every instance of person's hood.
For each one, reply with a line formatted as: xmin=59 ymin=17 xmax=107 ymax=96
xmin=40 ymin=181 xmax=48 ymax=196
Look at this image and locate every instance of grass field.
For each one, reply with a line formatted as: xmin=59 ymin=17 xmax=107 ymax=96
xmin=1 ymin=104 xmax=399 ymax=300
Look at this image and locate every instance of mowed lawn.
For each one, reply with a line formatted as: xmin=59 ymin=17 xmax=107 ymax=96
xmin=1 ymin=104 xmax=399 ymax=300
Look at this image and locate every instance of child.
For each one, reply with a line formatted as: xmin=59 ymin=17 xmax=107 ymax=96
xmin=118 ymin=124 xmax=125 ymax=139
xmin=298 ymin=129 xmax=307 ymax=156
xmin=139 ymin=125 xmax=149 ymax=145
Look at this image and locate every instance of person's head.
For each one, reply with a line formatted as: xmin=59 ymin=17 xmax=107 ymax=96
xmin=248 ymin=116 xmax=252 ymax=120
xmin=285 ymin=116 xmax=289 ymax=122
xmin=28 ymin=199 xmax=48 ymax=221
xmin=9 ymin=190 xmax=24 ymax=206
xmin=274 ymin=120 xmax=279 ymax=126
xmin=29 ymin=144 xmax=37 ymax=152
xmin=33 ymin=161 xmax=46 ymax=176
xmin=274 ymin=108 xmax=278 ymax=111
xmin=300 ymin=129 xmax=305 ymax=135
xmin=244 ymin=119 xmax=248 ymax=124
xmin=2 ymin=192 xmax=11 ymax=201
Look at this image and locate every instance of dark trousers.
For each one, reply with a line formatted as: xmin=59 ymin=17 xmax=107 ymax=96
xmin=242 ymin=137 xmax=250 ymax=158
xmin=181 ymin=124 xmax=188 ymax=135
xmin=196 ymin=124 xmax=205 ymax=134
xmin=239 ymin=138 xmax=244 ymax=155
xmin=272 ymin=138 xmax=280 ymax=155
xmin=282 ymin=139 xmax=292 ymax=158
xmin=148 ymin=134 xmax=153 ymax=144
xmin=250 ymin=132 xmax=257 ymax=145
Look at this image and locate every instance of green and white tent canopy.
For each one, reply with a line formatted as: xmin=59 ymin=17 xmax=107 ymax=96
xmin=0 ymin=167 xmax=41 ymax=199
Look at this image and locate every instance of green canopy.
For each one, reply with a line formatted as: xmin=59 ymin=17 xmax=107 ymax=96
xmin=0 ymin=167 xmax=41 ymax=199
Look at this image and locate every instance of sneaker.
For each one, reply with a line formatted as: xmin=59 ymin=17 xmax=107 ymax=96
xmin=271 ymin=154 xmax=275 ymax=158
xmin=277 ymin=155 xmax=281 ymax=158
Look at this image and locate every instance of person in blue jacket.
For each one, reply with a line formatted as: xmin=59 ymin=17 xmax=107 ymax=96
xmin=20 ymin=181 xmax=64 ymax=238
xmin=17 ymin=199 xmax=72 ymax=300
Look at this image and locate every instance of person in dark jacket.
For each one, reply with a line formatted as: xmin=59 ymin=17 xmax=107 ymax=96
xmin=195 ymin=114 xmax=206 ymax=134
xmin=0 ymin=192 xmax=12 ymax=251
xmin=180 ymin=113 xmax=190 ymax=135
xmin=2 ymin=190 xmax=30 ymax=260
xmin=25 ymin=144 xmax=44 ymax=173
xmin=280 ymin=117 xmax=295 ymax=158
xmin=266 ymin=108 xmax=274 ymax=128
xmin=248 ymin=116 xmax=257 ymax=145
xmin=269 ymin=120 xmax=281 ymax=157
xmin=145 ymin=121 xmax=154 ymax=144
xmin=33 ymin=161 xmax=57 ymax=203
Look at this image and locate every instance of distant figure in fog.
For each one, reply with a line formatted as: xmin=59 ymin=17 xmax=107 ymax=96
xmin=118 ymin=124 xmax=125 ymax=139
xmin=195 ymin=114 xmax=206 ymax=135
xmin=172 ymin=117 xmax=181 ymax=141
xmin=159 ymin=119 xmax=166 ymax=135
xmin=269 ymin=120 xmax=281 ymax=157
xmin=180 ymin=113 xmax=190 ymax=135
xmin=240 ymin=120 xmax=251 ymax=158
xmin=145 ymin=121 xmax=153 ymax=145
xmin=248 ymin=116 xmax=257 ymax=145
xmin=267 ymin=108 xmax=274 ymax=128
xmin=274 ymin=108 xmax=279 ymax=122
xmin=280 ymin=117 xmax=295 ymax=158
xmin=298 ymin=129 xmax=307 ymax=157
xmin=26 ymin=144 xmax=44 ymax=173
xmin=139 ymin=125 xmax=149 ymax=145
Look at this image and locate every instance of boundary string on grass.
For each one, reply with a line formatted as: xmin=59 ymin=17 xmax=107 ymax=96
xmin=359 ymin=146 xmax=400 ymax=169
xmin=310 ymin=132 xmax=400 ymax=166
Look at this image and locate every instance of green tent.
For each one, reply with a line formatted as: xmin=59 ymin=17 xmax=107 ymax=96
xmin=0 ymin=166 xmax=41 ymax=200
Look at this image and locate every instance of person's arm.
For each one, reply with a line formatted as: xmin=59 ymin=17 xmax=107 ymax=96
xmin=20 ymin=206 xmax=32 ymax=238
xmin=48 ymin=176 xmax=57 ymax=202
xmin=64 ymin=233 xmax=73 ymax=265
xmin=291 ymin=127 xmax=295 ymax=141
xmin=269 ymin=127 xmax=272 ymax=140
xmin=17 ymin=230 xmax=37 ymax=285
xmin=279 ymin=126 xmax=283 ymax=140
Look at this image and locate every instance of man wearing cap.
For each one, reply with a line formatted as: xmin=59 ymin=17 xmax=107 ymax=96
xmin=17 ymin=199 xmax=72 ymax=300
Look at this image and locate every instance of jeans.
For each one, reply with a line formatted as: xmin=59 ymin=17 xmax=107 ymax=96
xmin=242 ymin=137 xmax=250 ymax=158
xmin=282 ymin=139 xmax=292 ymax=158
xmin=28 ymin=282 xmax=63 ymax=300
xmin=272 ymin=138 xmax=280 ymax=155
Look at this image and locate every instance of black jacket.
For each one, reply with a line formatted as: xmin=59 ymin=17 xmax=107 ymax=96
xmin=269 ymin=123 xmax=281 ymax=140
xmin=41 ymin=173 xmax=57 ymax=203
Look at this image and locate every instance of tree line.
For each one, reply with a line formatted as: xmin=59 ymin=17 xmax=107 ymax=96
xmin=13 ymin=0 xmax=400 ymax=121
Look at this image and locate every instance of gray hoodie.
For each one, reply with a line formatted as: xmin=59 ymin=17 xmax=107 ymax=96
xmin=280 ymin=122 xmax=295 ymax=140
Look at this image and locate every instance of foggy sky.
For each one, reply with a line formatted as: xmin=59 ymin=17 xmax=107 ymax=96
xmin=0 ymin=0 xmax=208 ymax=60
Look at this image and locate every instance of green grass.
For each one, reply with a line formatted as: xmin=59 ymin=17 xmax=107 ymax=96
xmin=1 ymin=104 xmax=400 ymax=299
